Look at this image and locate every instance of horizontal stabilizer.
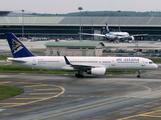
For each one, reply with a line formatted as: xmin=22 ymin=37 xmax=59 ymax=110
xmin=7 ymin=58 xmax=27 ymax=63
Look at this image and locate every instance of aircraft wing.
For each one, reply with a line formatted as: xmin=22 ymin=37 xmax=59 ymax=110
xmin=64 ymin=56 xmax=106 ymax=70
xmin=80 ymin=33 xmax=105 ymax=37
xmin=131 ymin=34 xmax=148 ymax=37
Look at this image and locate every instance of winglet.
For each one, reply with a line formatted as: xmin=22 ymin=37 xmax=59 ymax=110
xmin=5 ymin=33 xmax=35 ymax=58
xmin=64 ymin=56 xmax=71 ymax=65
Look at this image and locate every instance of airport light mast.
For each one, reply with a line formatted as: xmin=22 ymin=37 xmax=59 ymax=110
xmin=78 ymin=7 xmax=83 ymax=42
xmin=22 ymin=10 xmax=24 ymax=39
xmin=118 ymin=10 xmax=121 ymax=32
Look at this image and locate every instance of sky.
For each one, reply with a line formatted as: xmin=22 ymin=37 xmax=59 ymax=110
xmin=1 ymin=0 xmax=161 ymax=14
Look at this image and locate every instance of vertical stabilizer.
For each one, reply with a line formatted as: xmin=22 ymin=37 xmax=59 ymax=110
xmin=5 ymin=33 xmax=35 ymax=58
xmin=106 ymin=23 xmax=110 ymax=33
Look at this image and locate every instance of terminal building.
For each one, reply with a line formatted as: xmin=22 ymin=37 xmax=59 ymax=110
xmin=45 ymin=42 xmax=105 ymax=56
xmin=1 ymin=11 xmax=161 ymax=40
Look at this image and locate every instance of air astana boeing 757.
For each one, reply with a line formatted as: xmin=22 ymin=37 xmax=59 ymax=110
xmin=5 ymin=33 xmax=158 ymax=78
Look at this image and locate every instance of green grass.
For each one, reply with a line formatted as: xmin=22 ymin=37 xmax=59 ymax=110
xmin=0 ymin=86 xmax=24 ymax=100
xmin=150 ymin=58 xmax=161 ymax=63
xmin=106 ymin=70 xmax=137 ymax=74
xmin=0 ymin=65 xmax=137 ymax=74
xmin=0 ymin=66 xmax=77 ymax=74
xmin=0 ymin=55 xmax=9 ymax=60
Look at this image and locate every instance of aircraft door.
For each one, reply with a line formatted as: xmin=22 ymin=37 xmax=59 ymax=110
xmin=111 ymin=60 xmax=115 ymax=66
xmin=32 ymin=59 xmax=36 ymax=65
xmin=60 ymin=60 xmax=64 ymax=65
xmin=142 ymin=61 xmax=145 ymax=66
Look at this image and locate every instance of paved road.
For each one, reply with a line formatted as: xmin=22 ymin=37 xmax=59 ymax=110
xmin=0 ymin=69 xmax=161 ymax=120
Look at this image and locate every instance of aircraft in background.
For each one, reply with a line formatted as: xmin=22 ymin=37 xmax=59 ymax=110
xmin=81 ymin=23 xmax=147 ymax=43
xmin=5 ymin=33 xmax=157 ymax=78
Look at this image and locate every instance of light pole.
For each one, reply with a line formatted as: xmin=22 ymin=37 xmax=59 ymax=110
xmin=118 ymin=10 xmax=121 ymax=32
xmin=91 ymin=16 xmax=93 ymax=40
xmin=22 ymin=10 xmax=24 ymax=39
xmin=78 ymin=7 xmax=83 ymax=42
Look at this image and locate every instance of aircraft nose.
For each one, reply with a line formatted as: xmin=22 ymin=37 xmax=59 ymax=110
xmin=155 ymin=64 xmax=158 ymax=69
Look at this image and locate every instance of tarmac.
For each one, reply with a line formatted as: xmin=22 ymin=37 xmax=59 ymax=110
xmin=0 ymin=39 xmax=161 ymax=120
xmin=0 ymin=39 xmax=161 ymax=54
xmin=0 ymin=69 xmax=161 ymax=120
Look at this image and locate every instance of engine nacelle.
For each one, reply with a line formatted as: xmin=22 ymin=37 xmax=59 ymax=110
xmin=129 ymin=36 xmax=135 ymax=40
xmin=87 ymin=68 xmax=106 ymax=75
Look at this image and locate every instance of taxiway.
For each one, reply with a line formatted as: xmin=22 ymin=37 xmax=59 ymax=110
xmin=0 ymin=69 xmax=161 ymax=120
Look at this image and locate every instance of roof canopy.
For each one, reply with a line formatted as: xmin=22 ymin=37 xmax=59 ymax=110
xmin=45 ymin=42 xmax=105 ymax=47
xmin=1 ymin=16 xmax=161 ymax=26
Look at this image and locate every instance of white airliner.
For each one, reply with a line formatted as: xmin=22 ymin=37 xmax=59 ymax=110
xmin=81 ymin=23 xmax=146 ymax=42
xmin=5 ymin=33 xmax=157 ymax=78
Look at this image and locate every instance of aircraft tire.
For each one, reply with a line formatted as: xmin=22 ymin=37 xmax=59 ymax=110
xmin=137 ymin=75 xmax=140 ymax=78
xmin=75 ymin=74 xmax=84 ymax=78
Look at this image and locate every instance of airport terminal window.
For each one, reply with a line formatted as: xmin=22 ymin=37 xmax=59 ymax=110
xmin=88 ymin=48 xmax=95 ymax=49
xmin=103 ymin=61 xmax=111 ymax=63
xmin=71 ymin=61 xmax=98 ymax=63
xmin=67 ymin=47 xmax=80 ymax=49
xmin=96 ymin=48 xmax=102 ymax=49
xmin=50 ymin=51 xmax=53 ymax=55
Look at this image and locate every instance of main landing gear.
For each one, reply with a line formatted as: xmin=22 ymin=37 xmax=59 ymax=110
xmin=75 ymin=70 xmax=84 ymax=78
xmin=137 ymin=70 xmax=141 ymax=78
xmin=75 ymin=74 xmax=84 ymax=78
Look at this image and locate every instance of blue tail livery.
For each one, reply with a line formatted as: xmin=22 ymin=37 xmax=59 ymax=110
xmin=5 ymin=33 xmax=35 ymax=58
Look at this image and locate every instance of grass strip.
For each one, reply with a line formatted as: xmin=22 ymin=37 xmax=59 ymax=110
xmin=150 ymin=58 xmax=161 ymax=63
xmin=0 ymin=66 xmax=137 ymax=74
xmin=0 ymin=86 xmax=24 ymax=100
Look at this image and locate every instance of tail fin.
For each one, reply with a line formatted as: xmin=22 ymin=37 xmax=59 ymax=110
xmin=106 ymin=23 xmax=110 ymax=33
xmin=57 ymin=51 xmax=61 ymax=56
xmin=5 ymin=33 xmax=35 ymax=58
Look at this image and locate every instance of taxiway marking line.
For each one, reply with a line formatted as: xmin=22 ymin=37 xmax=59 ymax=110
xmin=15 ymin=98 xmax=47 ymax=100
xmin=117 ymin=109 xmax=161 ymax=120
xmin=140 ymin=114 xmax=161 ymax=118
xmin=33 ymin=97 xmax=130 ymax=120
xmin=24 ymin=84 xmax=48 ymax=87
xmin=30 ymin=93 xmax=58 ymax=95
xmin=117 ymin=88 xmax=161 ymax=120
xmin=0 ymin=85 xmax=65 ymax=109
xmin=4 ymin=63 xmax=12 ymax=65
xmin=60 ymin=95 xmax=108 ymax=97
xmin=34 ymin=88 xmax=61 ymax=91
xmin=116 ymin=81 xmax=152 ymax=98
xmin=0 ymin=103 xmax=25 ymax=104
xmin=0 ymin=81 xmax=11 ymax=84
xmin=107 ymin=74 xmax=113 ymax=76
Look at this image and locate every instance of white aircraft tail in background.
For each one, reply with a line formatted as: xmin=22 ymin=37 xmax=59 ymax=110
xmin=5 ymin=33 xmax=157 ymax=78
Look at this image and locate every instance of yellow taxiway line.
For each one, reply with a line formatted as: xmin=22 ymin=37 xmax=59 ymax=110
xmin=118 ymin=110 xmax=161 ymax=120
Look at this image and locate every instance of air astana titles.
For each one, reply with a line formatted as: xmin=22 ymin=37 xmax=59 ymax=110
xmin=116 ymin=58 xmax=139 ymax=62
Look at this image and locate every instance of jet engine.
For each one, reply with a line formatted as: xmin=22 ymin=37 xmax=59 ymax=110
xmin=87 ymin=68 xmax=106 ymax=75
xmin=129 ymin=36 xmax=135 ymax=40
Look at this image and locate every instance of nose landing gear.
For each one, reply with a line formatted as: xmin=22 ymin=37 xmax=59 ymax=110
xmin=137 ymin=70 xmax=141 ymax=78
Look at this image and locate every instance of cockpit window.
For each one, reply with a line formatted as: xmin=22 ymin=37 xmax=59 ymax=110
xmin=149 ymin=62 xmax=153 ymax=64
